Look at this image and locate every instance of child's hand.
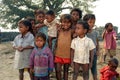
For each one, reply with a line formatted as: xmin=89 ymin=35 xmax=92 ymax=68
xmin=30 ymin=69 xmax=34 ymax=73
xmin=89 ymin=62 xmax=93 ymax=69
xmin=17 ymin=47 xmax=24 ymax=52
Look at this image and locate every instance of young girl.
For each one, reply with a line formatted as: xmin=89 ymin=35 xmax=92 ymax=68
xmin=34 ymin=10 xmax=48 ymax=46
xmin=83 ymin=14 xmax=99 ymax=80
xmin=100 ymin=58 xmax=119 ymax=80
xmin=30 ymin=32 xmax=54 ymax=80
xmin=26 ymin=17 xmax=36 ymax=36
xmin=54 ymin=14 xmax=73 ymax=80
xmin=13 ymin=19 xmax=34 ymax=80
xmin=102 ymin=23 xmax=117 ymax=62
xmin=71 ymin=21 xmax=95 ymax=80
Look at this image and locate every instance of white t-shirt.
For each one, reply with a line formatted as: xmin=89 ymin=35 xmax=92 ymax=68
xmin=71 ymin=36 xmax=95 ymax=64
xmin=44 ymin=19 xmax=58 ymax=37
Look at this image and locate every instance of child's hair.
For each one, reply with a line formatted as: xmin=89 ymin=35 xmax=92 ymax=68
xmin=77 ymin=21 xmax=89 ymax=33
xmin=46 ymin=10 xmax=55 ymax=16
xmin=35 ymin=32 xmax=46 ymax=41
xmin=105 ymin=23 xmax=113 ymax=29
xmin=34 ymin=9 xmax=45 ymax=16
xmin=18 ymin=19 xmax=33 ymax=34
xmin=70 ymin=8 xmax=82 ymax=19
xmin=60 ymin=14 xmax=72 ymax=24
xmin=108 ymin=58 xmax=119 ymax=66
xmin=83 ymin=14 xmax=96 ymax=22
xmin=26 ymin=17 xmax=35 ymax=22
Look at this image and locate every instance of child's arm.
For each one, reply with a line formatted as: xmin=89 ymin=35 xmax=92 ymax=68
xmin=71 ymin=48 xmax=74 ymax=67
xmin=89 ymin=39 xmax=96 ymax=68
xmin=48 ymin=48 xmax=54 ymax=73
xmin=102 ymin=29 xmax=106 ymax=39
xmin=96 ymin=38 xmax=100 ymax=56
xmin=29 ymin=49 xmax=35 ymax=73
xmin=89 ymin=49 xmax=94 ymax=68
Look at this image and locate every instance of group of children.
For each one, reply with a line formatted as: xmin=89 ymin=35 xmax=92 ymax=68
xmin=13 ymin=8 xmax=119 ymax=80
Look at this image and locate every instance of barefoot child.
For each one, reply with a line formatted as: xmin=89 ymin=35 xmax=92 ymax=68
xmin=83 ymin=14 xmax=99 ymax=80
xmin=102 ymin=23 xmax=117 ymax=62
xmin=100 ymin=58 xmax=119 ymax=80
xmin=13 ymin=19 xmax=34 ymax=80
xmin=54 ymin=14 xmax=73 ymax=80
xmin=34 ymin=10 xmax=48 ymax=46
xmin=30 ymin=32 xmax=54 ymax=80
xmin=44 ymin=10 xmax=59 ymax=50
xmin=71 ymin=21 xmax=95 ymax=80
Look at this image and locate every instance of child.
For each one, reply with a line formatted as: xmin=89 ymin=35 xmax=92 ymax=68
xmin=44 ymin=10 xmax=58 ymax=49
xmin=30 ymin=32 xmax=54 ymax=80
xmin=26 ymin=17 xmax=36 ymax=36
xmin=70 ymin=8 xmax=82 ymax=29
xmin=13 ymin=19 xmax=34 ymax=80
xmin=34 ymin=10 xmax=48 ymax=46
xmin=54 ymin=14 xmax=73 ymax=80
xmin=71 ymin=21 xmax=95 ymax=80
xmin=100 ymin=58 xmax=119 ymax=80
xmin=83 ymin=14 xmax=99 ymax=80
xmin=102 ymin=23 xmax=117 ymax=62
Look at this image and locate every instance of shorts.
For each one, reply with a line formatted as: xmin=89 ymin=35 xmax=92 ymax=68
xmin=104 ymin=49 xmax=116 ymax=56
xmin=54 ymin=56 xmax=70 ymax=64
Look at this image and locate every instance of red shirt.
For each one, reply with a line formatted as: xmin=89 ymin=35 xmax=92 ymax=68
xmin=100 ymin=66 xmax=119 ymax=80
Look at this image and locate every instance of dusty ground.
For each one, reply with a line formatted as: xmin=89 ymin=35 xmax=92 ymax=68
xmin=0 ymin=41 xmax=120 ymax=80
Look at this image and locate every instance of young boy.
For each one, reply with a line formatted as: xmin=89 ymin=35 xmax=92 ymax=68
xmin=100 ymin=58 xmax=119 ymax=80
xmin=44 ymin=10 xmax=59 ymax=50
xmin=83 ymin=14 xmax=99 ymax=80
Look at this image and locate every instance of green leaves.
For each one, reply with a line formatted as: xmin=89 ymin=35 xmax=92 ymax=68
xmin=0 ymin=0 xmax=97 ymax=29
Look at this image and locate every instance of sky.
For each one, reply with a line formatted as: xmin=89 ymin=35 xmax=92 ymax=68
xmin=0 ymin=0 xmax=120 ymax=32
xmin=92 ymin=0 xmax=120 ymax=32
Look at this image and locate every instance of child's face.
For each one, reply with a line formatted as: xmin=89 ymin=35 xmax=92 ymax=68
xmin=45 ymin=15 xmax=55 ymax=23
xmin=36 ymin=14 xmax=45 ymax=23
xmin=87 ymin=19 xmax=95 ymax=30
xmin=61 ymin=19 xmax=71 ymax=30
xmin=35 ymin=37 xmax=45 ymax=48
xmin=75 ymin=24 xmax=87 ymax=36
xmin=107 ymin=24 xmax=113 ymax=32
xmin=18 ymin=23 xmax=29 ymax=34
xmin=109 ymin=61 xmax=118 ymax=71
xmin=71 ymin=11 xmax=80 ymax=22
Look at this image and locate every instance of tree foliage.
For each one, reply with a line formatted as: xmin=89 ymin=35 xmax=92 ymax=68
xmin=0 ymin=0 xmax=97 ymax=29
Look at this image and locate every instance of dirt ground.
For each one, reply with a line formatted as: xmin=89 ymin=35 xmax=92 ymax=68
xmin=0 ymin=41 xmax=120 ymax=80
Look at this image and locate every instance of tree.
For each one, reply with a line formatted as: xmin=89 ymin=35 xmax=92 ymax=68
xmin=0 ymin=0 xmax=97 ymax=29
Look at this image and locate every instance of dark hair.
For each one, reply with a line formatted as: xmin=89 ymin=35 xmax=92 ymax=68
xmin=108 ymin=58 xmax=119 ymax=66
xmin=70 ymin=8 xmax=82 ymax=19
xmin=26 ymin=17 xmax=35 ymax=22
xmin=46 ymin=10 xmax=55 ymax=16
xmin=34 ymin=9 xmax=45 ymax=16
xmin=83 ymin=14 xmax=96 ymax=22
xmin=18 ymin=19 xmax=33 ymax=33
xmin=77 ymin=21 xmax=89 ymax=33
xmin=35 ymin=32 xmax=46 ymax=41
xmin=60 ymin=14 xmax=72 ymax=23
xmin=105 ymin=23 xmax=113 ymax=29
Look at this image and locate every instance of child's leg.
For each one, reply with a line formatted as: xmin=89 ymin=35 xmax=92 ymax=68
xmin=55 ymin=63 xmax=62 ymax=80
xmin=27 ymin=68 xmax=34 ymax=80
xmin=19 ymin=69 xmax=24 ymax=80
xmin=48 ymin=36 xmax=52 ymax=49
xmin=73 ymin=62 xmax=80 ymax=80
xmin=63 ymin=64 xmax=69 ymax=80
xmin=82 ymin=64 xmax=89 ymax=80
xmin=91 ymin=55 xmax=98 ymax=80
